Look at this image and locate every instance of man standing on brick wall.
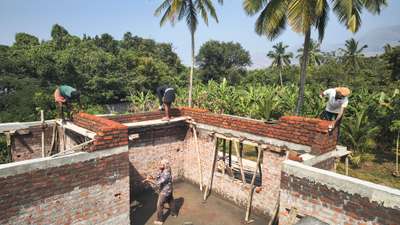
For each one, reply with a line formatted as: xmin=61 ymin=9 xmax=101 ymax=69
xmin=156 ymin=85 xmax=176 ymax=121
xmin=144 ymin=159 xmax=177 ymax=224
xmin=54 ymin=84 xmax=81 ymax=121
xmin=320 ymin=87 xmax=351 ymax=139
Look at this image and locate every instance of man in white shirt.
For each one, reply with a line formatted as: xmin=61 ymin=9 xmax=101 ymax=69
xmin=320 ymin=87 xmax=351 ymax=134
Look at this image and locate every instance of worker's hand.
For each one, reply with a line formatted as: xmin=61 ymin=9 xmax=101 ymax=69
xmin=55 ymin=96 xmax=66 ymax=103
xmin=319 ymin=91 xmax=324 ymax=98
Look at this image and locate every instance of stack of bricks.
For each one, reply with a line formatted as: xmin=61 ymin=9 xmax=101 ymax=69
xmin=179 ymin=107 xmax=337 ymax=155
xmin=73 ymin=113 xmax=128 ymax=151
xmin=107 ymin=109 xmax=182 ymax=123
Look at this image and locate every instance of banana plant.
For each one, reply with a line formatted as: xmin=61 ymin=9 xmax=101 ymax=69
xmin=128 ymin=90 xmax=156 ymax=112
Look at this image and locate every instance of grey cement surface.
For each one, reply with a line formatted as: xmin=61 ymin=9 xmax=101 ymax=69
xmin=131 ymin=182 xmax=267 ymax=225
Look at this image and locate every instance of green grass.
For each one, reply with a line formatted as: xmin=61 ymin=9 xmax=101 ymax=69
xmin=337 ymin=160 xmax=400 ymax=189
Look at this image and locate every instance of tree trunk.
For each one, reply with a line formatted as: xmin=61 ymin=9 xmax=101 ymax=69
xmin=295 ymin=29 xmax=311 ymax=115
xmin=189 ymin=31 xmax=195 ymax=107
xmin=279 ymin=68 xmax=283 ymax=86
xmin=396 ymin=130 xmax=399 ymax=174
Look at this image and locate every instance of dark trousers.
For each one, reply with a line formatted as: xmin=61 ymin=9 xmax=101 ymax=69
xmin=320 ymin=110 xmax=342 ymax=142
xmin=156 ymin=192 xmax=176 ymax=221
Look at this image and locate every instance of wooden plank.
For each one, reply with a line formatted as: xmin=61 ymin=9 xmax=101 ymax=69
xmin=123 ymin=116 xmax=190 ymax=128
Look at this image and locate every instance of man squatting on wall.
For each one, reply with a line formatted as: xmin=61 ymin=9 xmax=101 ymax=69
xmin=143 ymin=159 xmax=177 ymax=224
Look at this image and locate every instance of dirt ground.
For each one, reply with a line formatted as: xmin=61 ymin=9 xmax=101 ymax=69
xmin=131 ymin=182 xmax=268 ymax=225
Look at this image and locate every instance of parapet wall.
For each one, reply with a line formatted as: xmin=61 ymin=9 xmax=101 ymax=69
xmin=73 ymin=112 xmax=128 ymax=151
xmin=179 ymin=107 xmax=337 ymax=155
xmin=280 ymin=160 xmax=400 ymax=225
xmin=0 ymin=146 xmax=130 ymax=225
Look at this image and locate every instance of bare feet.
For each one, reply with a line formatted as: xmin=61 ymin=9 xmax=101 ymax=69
xmin=154 ymin=221 xmax=163 ymax=225
xmin=161 ymin=116 xmax=171 ymax=121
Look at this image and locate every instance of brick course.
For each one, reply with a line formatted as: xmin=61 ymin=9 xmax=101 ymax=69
xmin=73 ymin=112 xmax=128 ymax=151
xmin=0 ymin=151 xmax=130 ymax=225
xmin=279 ymin=163 xmax=400 ymax=225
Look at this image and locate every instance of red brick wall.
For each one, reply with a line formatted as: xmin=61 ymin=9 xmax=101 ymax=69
xmin=0 ymin=151 xmax=130 ymax=225
xmin=73 ymin=113 xmax=128 ymax=151
xmin=128 ymin=122 xmax=188 ymax=194
xmin=179 ymin=107 xmax=337 ymax=155
xmin=106 ymin=109 xmax=182 ymax=123
xmin=184 ymin=127 xmax=286 ymax=217
xmin=11 ymin=124 xmax=55 ymax=161
xmin=279 ymin=163 xmax=400 ymax=225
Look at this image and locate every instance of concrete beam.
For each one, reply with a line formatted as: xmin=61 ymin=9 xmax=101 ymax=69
xmin=56 ymin=120 xmax=96 ymax=139
xmin=283 ymin=160 xmax=400 ymax=209
xmin=194 ymin=123 xmax=311 ymax=153
xmin=0 ymin=120 xmax=56 ymax=133
xmin=303 ymin=146 xmax=350 ymax=166
xmin=0 ymin=145 xmax=128 ymax=178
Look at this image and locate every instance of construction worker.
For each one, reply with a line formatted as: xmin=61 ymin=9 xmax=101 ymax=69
xmin=156 ymin=85 xmax=176 ymax=121
xmin=143 ymin=159 xmax=177 ymax=224
xmin=320 ymin=87 xmax=351 ymax=136
xmin=54 ymin=85 xmax=80 ymax=121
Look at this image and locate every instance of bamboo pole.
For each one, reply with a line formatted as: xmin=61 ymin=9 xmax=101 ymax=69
xmin=345 ymin=156 xmax=349 ymax=176
xmin=233 ymin=140 xmax=246 ymax=183
xmin=245 ymin=145 xmax=263 ymax=222
xmin=396 ymin=131 xmax=399 ymax=175
xmin=192 ymin=125 xmax=204 ymax=191
xmin=228 ymin=140 xmax=232 ymax=167
xmin=203 ymin=137 xmax=218 ymax=201
xmin=41 ymin=110 xmax=45 ymax=158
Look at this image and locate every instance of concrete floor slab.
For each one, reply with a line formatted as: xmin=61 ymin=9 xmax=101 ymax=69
xmin=131 ymin=182 xmax=267 ymax=225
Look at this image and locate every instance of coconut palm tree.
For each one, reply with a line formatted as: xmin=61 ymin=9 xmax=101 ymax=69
xmin=242 ymin=0 xmax=387 ymax=115
xmin=155 ymin=0 xmax=223 ymax=107
xmin=267 ymin=42 xmax=293 ymax=86
xmin=339 ymin=38 xmax=368 ymax=72
xmin=297 ymin=39 xmax=323 ymax=67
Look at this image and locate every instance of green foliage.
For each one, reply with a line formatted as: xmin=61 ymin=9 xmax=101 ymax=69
xmin=0 ymin=25 xmax=185 ymax=122
xmin=196 ymin=40 xmax=251 ymax=85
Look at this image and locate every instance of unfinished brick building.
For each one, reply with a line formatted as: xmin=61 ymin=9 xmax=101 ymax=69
xmin=0 ymin=107 xmax=399 ymax=225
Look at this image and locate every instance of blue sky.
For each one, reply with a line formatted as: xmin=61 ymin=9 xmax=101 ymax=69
xmin=1 ymin=0 xmax=399 ymax=68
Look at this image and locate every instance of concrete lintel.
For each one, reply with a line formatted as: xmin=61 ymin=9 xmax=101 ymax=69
xmin=57 ymin=120 xmax=96 ymax=139
xmin=123 ymin=116 xmax=190 ymax=128
xmin=0 ymin=145 xmax=128 ymax=178
xmin=303 ymin=146 xmax=350 ymax=166
xmin=195 ymin=123 xmax=311 ymax=153
xmin=283 ymin=160 xmax=400 ymax=209
xmin=0 ymin=120 xmax=56 ymax=133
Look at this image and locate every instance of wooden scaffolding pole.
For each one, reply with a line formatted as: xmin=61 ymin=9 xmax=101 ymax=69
xmin=228 ymin=140 xmax=232 ymax=167
xmin=41 ymin=110 xmax=45 ymax=158
xmin=245 ymin=145 xmax=263 ymax=222
xmin=192 ymin=125 xmax=204 ymax=191
xmin=203 ymin=136 xmax=218 ymax=201
xmin=233 ymin=140 xmax=246 ymax=183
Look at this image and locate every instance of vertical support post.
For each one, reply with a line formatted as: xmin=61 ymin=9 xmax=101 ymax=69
xmin=255 ymin=146 xmax=262 ymax=185
xmin=239 ymin=142 xmax=243 ymax=158
xmin=228 ymin=140 xmax=232 ymax=167
xmin=192 ymin=125 xmax=203 ymax=191
xmin=396 ymin=131 xmax=399 ymax=175
xmin=203 ymin=136 xmax=218 ymax=201
xmin=222 ymin=139 xmax=226 ymax=159
xmin=41 ymin=110 xmax=45 ymax=158
xmin=245 ymin=145 xmax=263 ymax=222
xmin=5 ymin=132 xmax=12 ymax=162
xmin=233 ymin=140 xmax=246 ymax=183
xmin=345 ymin=156 xmax=349 ymax=176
